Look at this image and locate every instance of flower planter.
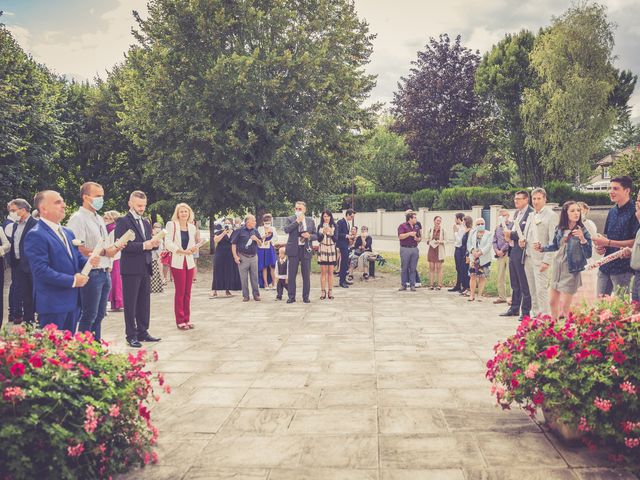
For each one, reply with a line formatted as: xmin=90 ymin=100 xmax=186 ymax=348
xmin=542 ymin=407 xmax=584 ymax=445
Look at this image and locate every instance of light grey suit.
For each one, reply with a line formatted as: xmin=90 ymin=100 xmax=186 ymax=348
xmin=523 ymin=206 xmax=558 ymax=316
xmin=283 ymin=215 xmax=317 ymax=301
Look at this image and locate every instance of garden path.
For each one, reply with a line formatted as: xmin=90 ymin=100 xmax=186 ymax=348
xmin=107 ymin=281 xmax=633 ymax=480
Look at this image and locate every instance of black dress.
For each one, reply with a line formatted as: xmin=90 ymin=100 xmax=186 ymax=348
xmin=212 ymin=230 xmax=242 ymax=291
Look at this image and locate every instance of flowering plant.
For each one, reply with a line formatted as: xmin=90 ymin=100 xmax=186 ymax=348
xmin=487 ymin=296 xmax=640 ymax=465
xmin=0 ymin=324 xmax=167 ymax=479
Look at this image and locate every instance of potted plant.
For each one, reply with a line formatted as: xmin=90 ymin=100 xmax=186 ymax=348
xmin=487 ymin=296 xmax=640 ymax=465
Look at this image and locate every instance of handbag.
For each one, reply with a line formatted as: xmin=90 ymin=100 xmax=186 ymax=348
xmin=159 ymin=222 xmax=177 ymax=265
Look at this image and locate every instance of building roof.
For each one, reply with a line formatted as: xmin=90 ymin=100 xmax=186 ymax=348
xmin=596 ymin=144 xmax=640 ymax=166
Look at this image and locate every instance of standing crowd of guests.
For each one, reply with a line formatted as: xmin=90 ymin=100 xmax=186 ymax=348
xmin=395 ymin=175 xmax=640 ymax=320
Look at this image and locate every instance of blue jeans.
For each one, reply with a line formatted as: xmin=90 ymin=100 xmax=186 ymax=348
xmin=78 ymin=270 xmax=111 ymax=340
xmin=632 ymin=271 xmax=640 ymax=303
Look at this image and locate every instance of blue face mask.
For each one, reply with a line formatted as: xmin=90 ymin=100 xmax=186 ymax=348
xmin=477 ymin=225 xmax=485 ymax=232
xmin=91 ymin=196 xmax=104 ymax=211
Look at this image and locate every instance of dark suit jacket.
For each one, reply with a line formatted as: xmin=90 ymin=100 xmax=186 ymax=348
xmin=115 ymin=212 xmax=153 ymax=275
xmin=283 ymin=215 xmax=317 ymax=258
xmin=24 ymin=221 xmax=86 ymax=314
xmin=335 ymin=218 xmax=351 ymax=249
xmin=354 ymin=235 xmax=372 ymax=252
xmin=11 ymin=216 xmax=38 ymax=272
xmin=510 ymin=205 xmax=534 ymax=263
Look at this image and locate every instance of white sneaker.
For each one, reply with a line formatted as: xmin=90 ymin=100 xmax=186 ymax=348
xmin=415 ymin=283 xmax=422 ymax=288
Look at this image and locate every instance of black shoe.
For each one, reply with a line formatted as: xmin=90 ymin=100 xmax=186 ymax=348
xmin=448 ymin=287 xmax=461 ymax=292
xmin=140 ymin=334 xmax=161 ymax=342
xmin=499 ymin=310 xmax=519 ymax=317
xmin=287 ymin=298 xmax=296 ymax=304
xmin=340 ymin=283 xmax=350 ymax=288
xmin=518 ymin=316 xmax=525 ymax=322
xmin=276 ymin=296 xmax=282 ymax=301
xmin=345 ymin=280 xmax=353 ymax=285
xmin=127 ymin=338 xmax=142 ymax=348
xmin=398 ymin=287 xmax=407 ymax=291
xmin=410 ymin=287 xmax=416 ymax=292
xmin=303 ymin=298 xmax=310 ymax=303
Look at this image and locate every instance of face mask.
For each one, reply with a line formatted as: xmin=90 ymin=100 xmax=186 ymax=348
xmin=477 ymin=225 xmax=485 ymax=232
xmin=295 ymin=210 xmax=303 ymax=218
xmin=8 ymin=212 xmax=19 ymax=222
xmin=91 ymin=196 xmax=104 ymax=211
xmin=264 ymin=223 xmax=271 ymax=227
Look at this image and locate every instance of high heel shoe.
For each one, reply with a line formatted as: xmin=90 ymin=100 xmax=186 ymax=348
xmin=327 ymin=290 xmax=334 ymax=300
xmin=320 ymin=290 xmax=327 ymax=300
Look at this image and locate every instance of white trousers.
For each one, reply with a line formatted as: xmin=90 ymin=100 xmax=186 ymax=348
xmin=524 ymin=255 xmax=550 ymax=316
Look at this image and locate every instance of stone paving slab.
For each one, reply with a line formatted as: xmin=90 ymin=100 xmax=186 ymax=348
xmin=106 ymin=282 xmax=632 ymax=479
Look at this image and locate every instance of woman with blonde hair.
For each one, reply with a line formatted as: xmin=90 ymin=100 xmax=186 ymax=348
xmin=165 ymin=203 xmax=199 ymax=330
xmin=427 ymin=216 xmax=446 ymax=290
xmin=104 ymin=210 xmax=124 ymax=311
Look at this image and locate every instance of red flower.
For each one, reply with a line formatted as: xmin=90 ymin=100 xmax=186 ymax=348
xmin=29 ymin=356 xmax=43 ymax=368
xmin=533 ymin=390 xmax=545 ymax=405
xmin=10 ymin=362 xmax=25 ymax=377
xmin=613 ymin=351 xmax=627 ymax=364
xmin=541 ymin=345 xmax=560 ymax=359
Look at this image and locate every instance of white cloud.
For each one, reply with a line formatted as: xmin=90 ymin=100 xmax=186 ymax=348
xmin=11 ymin=0 xmax=147 ymax=81
xmin=6 ymin=24 xmax=31 ymax=49
xmin=2 ymin=11 xmax=15 ymax=16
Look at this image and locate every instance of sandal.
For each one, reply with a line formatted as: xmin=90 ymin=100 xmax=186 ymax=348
xmin=328 ymin=290 xmax=334 ymax=300
xmin=320 ymin=290 xmax=327 ymax=300
xmin=225 ymin=291 xmax=233 ymax=297
xmin=177 ymin=324 xmax=190 ymax=330
xmin=210 ymin=292 xmax=217 ymax=298
xmin=467 ymin=298 xmax=475 ymax=302
xmin=186 ymin=323 xmax=195 ymax=329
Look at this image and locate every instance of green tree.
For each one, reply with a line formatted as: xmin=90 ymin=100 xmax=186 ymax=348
xmin=117 ymin=0 xmax=376 ymax=219
xmin=357 ymin=117 xmax=420 ymax=193
xmin=475 ymin=30 xmax=542 ymax=186
xmin=609 ymin=150 xmax=640 ymax=192
xmin=521 ymin=3 xmax=617 ymax=184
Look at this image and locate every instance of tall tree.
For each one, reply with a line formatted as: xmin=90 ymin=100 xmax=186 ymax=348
xmin=391 ymin=34 xmax=488 ymax=188
xmin=475 ymin=30 xmax=543 ymax=186
xmin=521 ymin=3 xmax=617 ymax=183
xmin=117 ymin=0 xmax=376 ymax=217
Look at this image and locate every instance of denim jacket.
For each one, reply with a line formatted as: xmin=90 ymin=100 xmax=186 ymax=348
xmin=541 ymin=227 xmax=592 ymax=273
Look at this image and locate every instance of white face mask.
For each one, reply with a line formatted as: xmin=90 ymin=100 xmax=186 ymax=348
xmin=264 ymin=223 xmax=271 ymax=227
xmin=8 ymin=212 xmax=19 ymax=222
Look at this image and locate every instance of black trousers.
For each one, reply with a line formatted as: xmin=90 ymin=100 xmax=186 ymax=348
xmin=0 ymin=262 xmax=4 ymax=327
xmin=509 ymin=248 xmax=531 ymax=316
xmin=276 ymin=279 xmax=288 ymax=299
xmin=453 ymin=246 xmax=464 ymax=289
xmin=338 ymin=246 xmax=350 ymax=283
xmin=15 ymin=266 xmax=35 ymax=324
xmin=288 ymin=246 xmax=311 ymax=301
xmin=122 ymin=273 xmax=151 ymax=340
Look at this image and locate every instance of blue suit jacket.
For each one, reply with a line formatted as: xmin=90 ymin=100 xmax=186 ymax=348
xmin=24 ymin=221 xmax=87 ymax=314
xmin=335 ymin=218 xmax=351 ymax=249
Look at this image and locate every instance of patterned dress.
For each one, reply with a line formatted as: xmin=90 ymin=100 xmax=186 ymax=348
xmin=317 ymin=224 xmax=337 ymax=265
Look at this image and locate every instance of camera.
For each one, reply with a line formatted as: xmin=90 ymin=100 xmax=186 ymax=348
xmin=224 ymin=224 xmax=231 ymax=231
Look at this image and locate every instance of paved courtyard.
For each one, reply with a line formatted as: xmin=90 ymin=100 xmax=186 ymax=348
xmin=103 ymin=280 xmax=634 ymax=480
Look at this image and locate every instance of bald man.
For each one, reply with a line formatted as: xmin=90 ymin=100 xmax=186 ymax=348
xmin=24 ymin=191 xmax=98 ymax=331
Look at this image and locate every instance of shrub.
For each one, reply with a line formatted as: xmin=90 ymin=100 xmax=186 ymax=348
xmin=342 ymin=192 xmax=412 ymax=212
xmin=0 ymin=324 xmax=165 ymax=479
xmin=410 ymin=188 xmax=438 ymax=209
xmin=433 ymin=187 xmax=518 ymax=210
xmin=487 ymin=297 xmax=640 ymax=465
xmin=544 ymin=181 xmax=609 ymax=206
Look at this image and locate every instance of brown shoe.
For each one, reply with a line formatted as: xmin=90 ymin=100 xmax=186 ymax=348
xmin=493 ymin=298 xmax=507 ymax=304
xmin=243 ymin=297 xmax=250 ymax=302
xmin=254 ymin=296 xmax=261 ymax=302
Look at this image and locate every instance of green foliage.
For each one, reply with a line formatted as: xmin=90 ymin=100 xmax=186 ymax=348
xmin=410 ymin=188 xmax=438 ymax=209
xmin=343 ymin=192 xmax=411 ymax=212
xmin=610 ymin=150 xmax=640 ymax=192
xmin=0 ymin=324 xmax=164 ymax=479
xmin=544 ymin=181 xmax=610 ymax=206
xmin=522 ymin=3 xmax=617 ymax=183
xmin=357 ymin=118 xmax=421 ymax=193
xmin=434 ymin=187 xmax=517 ymax=210
xmin=118 ymin=0 xmax=376 ymax=218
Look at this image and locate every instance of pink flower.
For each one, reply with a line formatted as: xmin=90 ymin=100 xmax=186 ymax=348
xmin=613 ymin=351 xmax=627 ymax=364
xmin=108 ymin=404 xmax=120 ymax=418
xmin=594 ymin=397 xmax=612 ymax=412
xmin=524 ymin=363 xmax=539 ymax=379
xmin=151 ymin=451 xmax=159 ymax=464
xmin=533 ymin=390 xmax=545 ymax=405
xmin=621 ymin=381 xmax=637 ymax=395
xmin=3 ymin=386 xmax=26 ymax=402
xmin=541 ymin=345 xmax=560 ymax=360
xmin=624 ymin=437 xmax=640 ymax=448
xmin=67 ymin=442 xmax=84 ymax=457
xmin=28 ymin=356 xmax=43 ymax=368
xmin=599 ymin=310 xmax=613 ymax=322
xmin=578 ymin=416 xmax=591 ymax=432
xmin=153 ymin=350 xmax=159 ymax=362
xmin=10 ymin=362 xmax=25 ymax=377
xmin=84 ymin=405 xmax=98 ymax=434
xmin=163 ymin=384 xmax=171 ymax=394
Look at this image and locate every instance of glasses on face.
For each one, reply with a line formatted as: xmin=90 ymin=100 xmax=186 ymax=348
xmin=295 ymin=208 xmax=304 ymax=211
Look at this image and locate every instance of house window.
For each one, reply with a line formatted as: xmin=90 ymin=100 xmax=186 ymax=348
xmin=603 ymin=166 xmax=610 ymax=179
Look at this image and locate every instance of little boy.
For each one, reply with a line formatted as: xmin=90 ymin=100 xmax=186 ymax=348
xmin=275 ymin=246 xmax=288 ymax=300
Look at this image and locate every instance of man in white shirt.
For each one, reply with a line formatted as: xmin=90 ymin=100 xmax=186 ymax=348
xmin=449 ymin=212 xmax=466 ymax=292
xmin=67 ymin=182 xmax=123 ymax=340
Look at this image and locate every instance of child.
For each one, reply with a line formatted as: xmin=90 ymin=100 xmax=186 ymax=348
xmin=275 ymin=247 xmax=288 ymax=300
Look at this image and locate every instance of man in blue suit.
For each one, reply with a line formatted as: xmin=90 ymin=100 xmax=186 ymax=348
xmin=25 ymin=191 xmax=98 ymax=331
xmin=336 ymin=209 xmax=355 ymax=288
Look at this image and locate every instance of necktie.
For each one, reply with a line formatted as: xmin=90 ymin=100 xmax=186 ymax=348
xmin=58 ymin=226 xmax=72 ymax=257
xmin=138 ymin=218 xmax=146 ymax=240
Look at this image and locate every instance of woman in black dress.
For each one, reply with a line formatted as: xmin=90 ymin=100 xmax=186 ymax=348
xmin=210 ymin=218 xmax=242 ymax=297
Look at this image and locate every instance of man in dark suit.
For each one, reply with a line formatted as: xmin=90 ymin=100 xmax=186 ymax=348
xmin=283 ymin=201 xmax=317 ymax=303
xmin=114 ymin=191 xmax=161 ymax=348
xmin=24 ymin=191 xmax=98 ymax=330
xmin=336 ymin=209 xmax=355 ymax=288
xmin=500 ymin=190 xmax=533 ymax=321
xmin=8 ymin=199 xmax=38 ymax=325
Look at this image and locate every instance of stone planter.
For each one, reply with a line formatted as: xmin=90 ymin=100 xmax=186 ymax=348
xmin=542 ymin=407 xmax=584 ymax=445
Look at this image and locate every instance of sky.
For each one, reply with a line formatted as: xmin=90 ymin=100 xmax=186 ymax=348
xmin=3 ymin=0 xmax=640 ymax=121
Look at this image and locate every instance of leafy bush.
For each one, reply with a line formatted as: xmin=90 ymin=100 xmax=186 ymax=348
xmin=433 ymin=187 xmax=519 ymax=209
xmin=410 ymin=188 xmax=438 ymax=209
xmin=342 ymin=192 xmax=412 ymax=211
xmin=0 ymin=324 xmax=166 ymax=479
xmin=487 ymin=297 xmax=640 ymax=465
xmin=545 ymin=181 xmax=609 ymax=206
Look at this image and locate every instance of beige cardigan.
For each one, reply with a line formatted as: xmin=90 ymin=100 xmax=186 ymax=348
xmin=164 ymin=221 xmax=197 ymax=270
xmin=427 ymin=226 xmax=446 ymax=261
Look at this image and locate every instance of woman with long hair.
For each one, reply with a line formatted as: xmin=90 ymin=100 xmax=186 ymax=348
xmin=317 ymin=209 xmax=338 ymax=300
xmin=535 ymin=201 xmax=592 ymax=319
xmin=258 ymin=213 xmax=277 ymax=289
xmin=427 ymin=216 xmax=446 ymax=290
xmin=210 ymin=218 xmax=242 ymax=297
xmin=104 ymin=210 xmax=124 ymax=311
xmin=165 ymin=203 xmax=198 ymax=330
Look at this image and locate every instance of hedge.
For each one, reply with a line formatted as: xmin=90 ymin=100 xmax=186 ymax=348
xmin=342 ymin=185 xmax=609 ymax=211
